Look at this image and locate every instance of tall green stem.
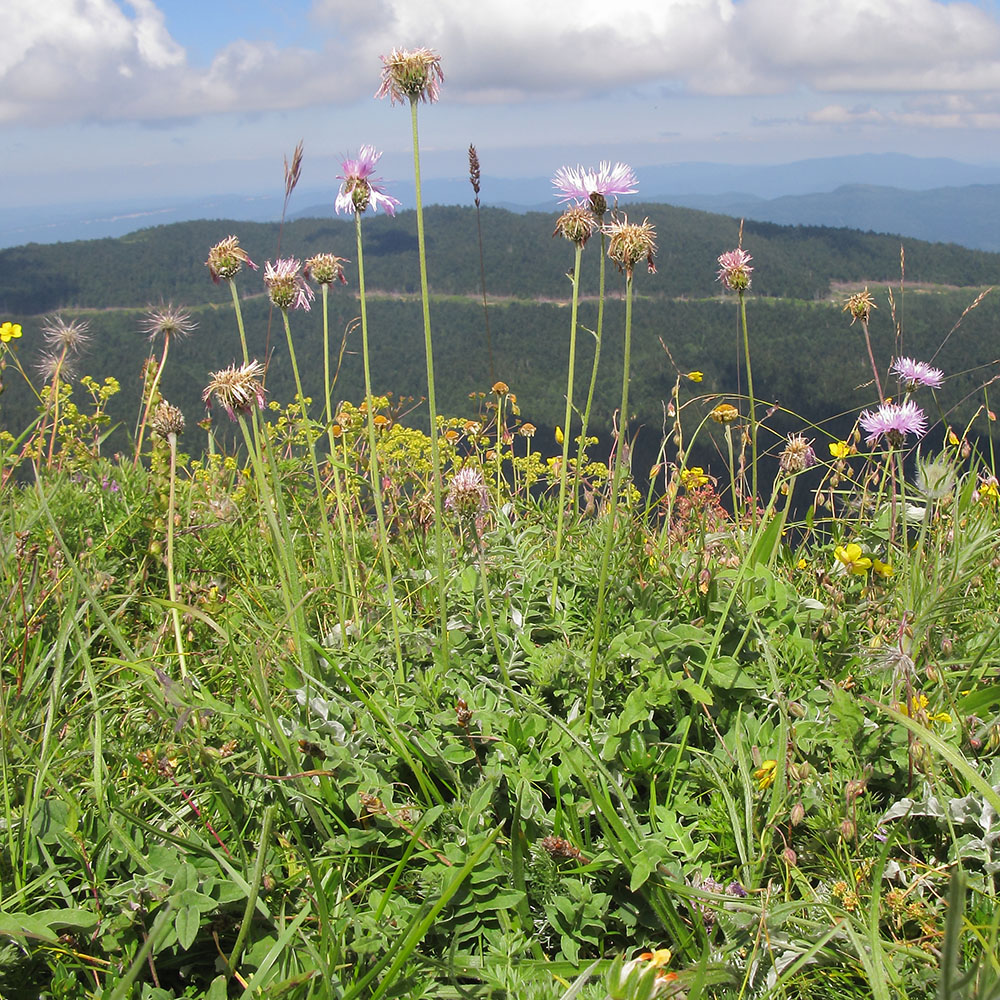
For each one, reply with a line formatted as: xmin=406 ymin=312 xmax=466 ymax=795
xmin=587 ymin=273 xmax=634 ymax=722
xmin=355 ymin=212 xmax=405 ymax=677
xmin=574 ymin=231 xmax=608 ymax=502
xmin=409 ymin=96 xmax=449 ymax=667
xmin=229 ymin=279 xmax=250 ymax=365
xmin=739 ymin=290 xmax=758 ymax=519
xmin=552 ymin=243 xmax=583 ymax=609
xmin=134 ymin=334 xmax=170 ymax=465
xmin=165 ymin=431 xmax=188 ymax=680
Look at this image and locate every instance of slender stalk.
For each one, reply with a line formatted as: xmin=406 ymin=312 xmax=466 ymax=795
xmin=44 ymin=347 xmax=69 ymax=469
xmin=229 ymin=279 xmax=250 ymax=365
xmin=164 ymin=431 xmax=189 ymax=680
xmin=409 ymin=95 xmax=449 ymax=667
xmin=552 ymin=243 xmax=583 ymax=609
xmin=862 ymin=317 xmax=886 ymax=405
xmin=355 ymin=211 xmax=405 ymax=677
xmin=134 ymin=335 xmax=170 ymax=465
xmin=739 ymin=290 xmax=758 ymax=520
xmin=587 ymin=271 xmax=634 ymax=721
xmin=472 ymin=528 xmax=507 ymax=684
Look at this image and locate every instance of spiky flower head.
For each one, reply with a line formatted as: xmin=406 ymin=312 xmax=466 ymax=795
xmin=891 ymin=357 xmax=944 ymax=391
xmin=445 ymin=466 xmax=489 ymax=519
xmin=41 ymin=315 xmax=91 ymax=355
xmin=710 ymin=403 xmax=740 ymax=424
xmin=263 ymin=258 xmax=315 ymax=312
xmin=843 ymin=287 xmax=877 ymax=325
xmin=553 ymin=161 xmax=638 ymax=216
xmin=859 ymin=399 xmax=928 ymax=448
xmin=151 ymin=400 xmax=186 ymax=439
xmin=141 ymin=303 xmax=197 ymax=342
xmin=206 ymin=235 xmax=258 ymax=284
xmin=716 ymin=247 xmax=753 ymax=292
xmin=304 ymin=253 xmax=349 ymax=286
xmin=779 ymin=433 xmax=817 ymax=473
xmin=1 ymin=321 xmax=22 ymax=343
xmin=203 ymin=360 xmax=267 ymax=421
xmin=35 ymin=351 xmax=77 ymax=383
xmin=553 ymin=204 xmax=598 ymax=248
xmin=335 ymin=146 xmax=401 ymax=217
xmin=375 ymin=47 xmax=443 ymax=105
xmin=605 ymin=215 xmax=657 ymax=277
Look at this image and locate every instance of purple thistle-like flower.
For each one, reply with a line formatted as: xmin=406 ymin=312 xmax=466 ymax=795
xmin=891 ymin=357 xmax=944 ymax=390
xmin=717 ymin=248 xmax=753 ymax=291
xmin=263 ymin=258 xmax=315 ymax=312
xmin=859 ymin=399 xmax=928 ymax=447
xmin=375 ymin=47 xmax=443 ymax=105
xmin=335 ymin=146 xmax=401 ymax=217
xmin=552 ymin=161 xmax=637 ymax=215
xmin=203 ymin=360 xmax=267 ymax=421
xmin=445 ymin=466 xmax=489 ymax=518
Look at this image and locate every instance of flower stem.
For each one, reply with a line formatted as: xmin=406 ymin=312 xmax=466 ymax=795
xmin=134 ymin=335 xmax=170 ymax=466
xmin=739 ymin=290 xmax=758 ymax=520
xmin=229 ymin=279 xmax=250 ymax=365
xmin=574 ymin=230 xmax=607 ymax=502
xmin=165 ymin=431 xmax=189 ymax=680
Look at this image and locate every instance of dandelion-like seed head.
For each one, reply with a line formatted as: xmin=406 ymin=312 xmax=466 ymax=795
xmin=716 ymin=247 xmax=753 ymax=292
xmin=304 ymin=253 xmax=349 ymax=286
xmin=206 ymin=235 xmax=258 ymax=283
xmin=891 ymin=356 xmax=944 ymax=391
xmin=151 ymin=400 xmax=186 ymax=439
xmin=710 ymin=403 xmax=740 ymax=424
xmin=203 ymin=360 xmax=267 ymax=421
xmin=552 ymin=162 xmax=638 ymax=217
xmin=141 ymin=303 xmax=196 ymax=343
xmin=445 ymin=466 xmax=489 ymax=519
xmin=41 ymin=315 xmax=91 ymax=354
xmin=35 ymin=350 xmax=77 ymax=383
xmin=553 ymin=204 xmax=598 ymax=248
xmin=843 ymin=287 xmax=877 ymax=325
xmin=335 ymin=146 xmax=401 ymax=217
xmin=605 ymin=215 xmax=657 ymax=277
xmin=859 ymin=399 xmax=928 ymax=448
xmin=779 ymin=433 xmax=817 ymax=474
xmin=263 ymin=258 xmax=315 ymax=312
xmin=375 ymin=47 xmax=444 ymax=105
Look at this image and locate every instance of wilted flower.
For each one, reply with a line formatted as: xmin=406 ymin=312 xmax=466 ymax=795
xmin=843 ymin=287 xmax=877 ymax=325
xmin=141 ymin=303 xmax=196 ymax=342
xmin=519 ymin=422 xmax=536 ymax=438
xmin=492 ymin=381 xmax=509 ymax=395
xmin=445 ymin=466 xmax=489 ymax=518
xmin=151 ymin=400 xmax=185 ymax=439
xmin=1 ymin=321 xmax=22 ymax=343
xmin=468 ymin=144 xmax=481 ymax=203
xmin=891 ymin=357 xmax=944 ymax=391
xmin=779 ymin=433 xmax=817 ymax=473
xmin=203 ymin=360 xmax=267 ymax=420
xmin=716 ymin=247 xmax=753 ymax=291
xmin=553 ymin=204 xmax=598 ymax=248
xmin=206 ymin=235 xmax=257 ymax=283
xmin=42 ymin=315 xmax=91 ymax=354
xmin=859 ymin=399 xmax=928 ymax=447
xmin=605 ymin=215 xmax=657 ymax=276
xmin=710 ymin=403 xmax=740 ymax=424
xmin=375 ymin=47 xmax=443 ymax=105
xmin=263 ymin=258 xmax=315 ymax=312
xmin=335 ymin=146 xmax=401 ymax=217
xmin=304 ymin=253 xmax=349 ymax=286
xmin=552 ymin=161 xmax=637 ymax=216
xmin=755 ymin=759 xmax=778 ymax=790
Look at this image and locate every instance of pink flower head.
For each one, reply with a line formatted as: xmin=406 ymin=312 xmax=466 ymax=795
xmin=335 ymin=146 xmax=401 ymax=217
xmin=552 ymin=161 xmax=638 ymax=215
xmin=717 ymin=248 xmax=753 ymax=291
xmin=263 ymin=258 xmax=315 ymax=312
xmin=859 ymin=399 xmax=928 ymax=448
xmin=445 ymin=466 xmax=489 ymax=518
xmin=891 ymin=357 xmax=944 ymax=390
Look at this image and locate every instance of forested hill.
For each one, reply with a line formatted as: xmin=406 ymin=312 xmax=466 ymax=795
xmin=1 ymin=202 xmax=998 ymax=315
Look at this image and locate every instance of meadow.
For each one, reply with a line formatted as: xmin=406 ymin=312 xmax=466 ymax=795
xmin=2 ymin=48 xmax=1000 ymax=1000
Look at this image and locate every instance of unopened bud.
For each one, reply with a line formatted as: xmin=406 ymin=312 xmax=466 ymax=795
xmin=790 ymin=802 xmax=805 ymax=826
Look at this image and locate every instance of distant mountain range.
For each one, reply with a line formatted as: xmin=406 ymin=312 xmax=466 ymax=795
xmin=3 ymin=152 xmax=1000 ymax=251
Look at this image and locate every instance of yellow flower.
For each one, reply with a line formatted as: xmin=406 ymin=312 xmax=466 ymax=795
xmin=686 ymin=371 xmax=704 ymax=383
xmin=948 ymin=429 xmax=960 ymax=446
xmin=0 ymin=321 xmax=22 ymax=343
xmin=680 ymin=466 xmax=709 ymax=489
xmin=555 ymin=425 xmax=564 ymax=445
xmin=797 ymin=558 xmax=807 ymax=570
xmin=829 ymin=440 xmax=851 ymax=459
xmin=710 ymin=403 xmax=739 ymax=424
xmin=755 ymin=759 xmax=778 ymax=790
xmin=872 ymin=558 xmax=894 ymax=578
xmin=834 ymin=543 xmax=872 ymax=575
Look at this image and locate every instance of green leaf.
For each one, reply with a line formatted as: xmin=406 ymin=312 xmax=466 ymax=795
xmin=175 ymin=905 xmax=200 ymax=951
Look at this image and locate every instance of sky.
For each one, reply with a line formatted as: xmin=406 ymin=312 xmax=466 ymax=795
xmin=4 ymin=0 xmax=1000 ymax=209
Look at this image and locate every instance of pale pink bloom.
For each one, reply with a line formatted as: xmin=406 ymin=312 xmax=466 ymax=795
xmin=859 ymin=399 xmax=928 ymax=447
xmin=335 ymin=146 xmax=401 ymax=217
xmin=263 ymin=258 xmax=315 ymax=312
xmin=552 ymin=162 xmax=638 ymax=209
xmin=717 ymin=248 xmax=753 ymax=291
xmin=891 ymin=357 xmax=944 ymax=390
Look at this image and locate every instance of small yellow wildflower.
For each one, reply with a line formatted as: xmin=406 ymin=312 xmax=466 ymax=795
xmin=978 ymin=479 xmax=999 ymax=504
xmin=872 ymin=558 xmax=894 ymax=578
xmin=686 ymin=371 xmax=704 ymax=383
xmin=829 ymin=440 xmax=851 ymax=459
xmin=680 ymin=466 xmax=709 ymax=489
xmin=797 ymin=558 xmax=808 ymax=570
xmin=834 ymin=543 xmax=872 ymax=575
xmin=0 ymin=321 xmax=22 ymax=343
xmin=555 ymin=425 xmax=564 ymax=445
xmin=948 ymin=429 xmax=960 ymax=447
xmin=755 ymin=759 xmax=778 ymax=790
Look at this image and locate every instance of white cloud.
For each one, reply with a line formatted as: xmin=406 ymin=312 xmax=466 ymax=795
xmin=2 ymin=0 xmax=1000 ymax=126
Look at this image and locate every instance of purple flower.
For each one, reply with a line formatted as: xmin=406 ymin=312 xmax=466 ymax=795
xmin=859 ymin=400 xmax=928 ymax=447
xmin=263 ymin=258 xmax=315 ymax=312
xmin=445 ymin=466 xmax=489 ymax=518
xmin=717 ymin=248 xmax=753 ymax=291
xmin=891 ymin=357 xmax=944 ymax=390
xmin=335 ymin=146 xmax=401 ymax=217
xmin=552 ymin=161 xmax=637 ymax=214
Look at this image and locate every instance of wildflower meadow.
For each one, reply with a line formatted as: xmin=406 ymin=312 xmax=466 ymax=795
xmin=3 ymin=48 xmax=1000 ymax=1000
